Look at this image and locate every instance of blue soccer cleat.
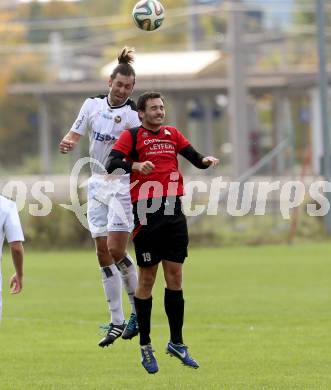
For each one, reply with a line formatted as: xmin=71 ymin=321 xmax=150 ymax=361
xmin=166 ymin=341 xmax=199 ymax=369
xmin=141 ymin=344 xmax=159 ymax=374
xmin=122 ymin=313 xmax=139 ymax=340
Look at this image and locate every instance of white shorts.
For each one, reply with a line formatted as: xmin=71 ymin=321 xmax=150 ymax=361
xmin=87 ymin=175 xmax=133 ymax=238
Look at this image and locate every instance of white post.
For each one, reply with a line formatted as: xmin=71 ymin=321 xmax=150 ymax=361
xmin=227 ymin=0 xmax=250 ymax=177
xmin=38 ymin=96 xmax=51 ymax=174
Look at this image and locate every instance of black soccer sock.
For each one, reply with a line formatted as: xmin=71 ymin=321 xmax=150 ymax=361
xmin=134 ymin=296 xmax=152 ymax=346
xmin=164 ymin=288 xmax=184 ymax=345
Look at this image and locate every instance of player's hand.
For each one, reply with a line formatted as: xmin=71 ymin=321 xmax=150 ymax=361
xmin=59 ymin=138 xmax=75 ymax=154
xmin=202 ymin=156 xmax=219 ymax=168
xmin=9 ymin=273 xmax=23 ymax=294
xmin=132 ymin=161 xmax=155 ymax=175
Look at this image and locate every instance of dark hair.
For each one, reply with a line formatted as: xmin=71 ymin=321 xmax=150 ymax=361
xmin=110 ymin=47 xmax=136 ymax=81
xmin=137 ymin=92 xmax=164 ymax=112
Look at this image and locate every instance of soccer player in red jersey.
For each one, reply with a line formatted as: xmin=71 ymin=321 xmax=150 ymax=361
xmin=106 ymin=92 xmax=219 ymax=374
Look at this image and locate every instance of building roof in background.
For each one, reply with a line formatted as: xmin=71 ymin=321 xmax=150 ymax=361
xmin=8 ymin=48 xmax=331 ymax=96
xmin=101 ymin=50 xmax=222 ymax=78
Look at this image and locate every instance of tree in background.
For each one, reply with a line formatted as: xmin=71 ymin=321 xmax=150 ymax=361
xmin=291 ymin=0 xmax=331 ymax=67
xmin=17 ymin=0 xmax=85 ymax=43
xmin=0 ymin=5 xmax=46 ymax=172
xmin=292 ymin=0 xmax=314 ymax=26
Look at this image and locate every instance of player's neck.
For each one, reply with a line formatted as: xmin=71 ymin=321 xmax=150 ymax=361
xmin=142 ymin=124 xmax=161 ymax=133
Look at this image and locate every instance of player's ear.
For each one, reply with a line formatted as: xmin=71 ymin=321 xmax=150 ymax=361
xmin=108 ymin=77 xmax=113 ymax=88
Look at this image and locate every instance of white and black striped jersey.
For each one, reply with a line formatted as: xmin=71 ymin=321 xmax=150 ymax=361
xmin=70 ymin=94 xmax=140 ymax=174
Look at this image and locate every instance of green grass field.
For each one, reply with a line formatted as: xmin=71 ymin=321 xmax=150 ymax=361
xmin=1 ymin=244 xmax=331 ymax=389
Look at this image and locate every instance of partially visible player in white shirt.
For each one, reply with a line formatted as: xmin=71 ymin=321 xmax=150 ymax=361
xmin=0 ymin=195 xmax=24 ymax=321
xmin=59 ymin=47 xmax=140 ymax=346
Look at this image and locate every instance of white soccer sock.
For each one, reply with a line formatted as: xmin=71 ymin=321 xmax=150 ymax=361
xmin=100 ymin=264 xmax=124 ymax=325
xmin=117 ymin=254 xmax=138 ymax=315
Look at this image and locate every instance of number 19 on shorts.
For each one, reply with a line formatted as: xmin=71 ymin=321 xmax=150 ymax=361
xmin=142 ymin=252 xmax=152 ymax=262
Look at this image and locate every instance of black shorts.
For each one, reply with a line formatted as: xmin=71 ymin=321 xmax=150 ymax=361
xmin=132 ymin=196 xmax=189 ymax=268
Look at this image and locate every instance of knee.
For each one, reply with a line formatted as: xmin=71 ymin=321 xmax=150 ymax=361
xmin=107 ymin=244 xmax=125 ymax=262
xmin=166 ymin=269 xmax=182 ymax=290
xmin=139 ymin=273 xmax=156 ymax=293
xmin=96 ymin=246 xmax=108 ymax=260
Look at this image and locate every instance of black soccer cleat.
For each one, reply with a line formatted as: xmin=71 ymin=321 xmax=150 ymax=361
xmin=122 ymin=313 xmax=139 ymax=340
xmin=98 ymin=322 xmax=125 ymax=348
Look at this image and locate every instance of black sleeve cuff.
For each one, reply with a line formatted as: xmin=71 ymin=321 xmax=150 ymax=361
xmin=106 ymin=150 xmax=133 ymax=174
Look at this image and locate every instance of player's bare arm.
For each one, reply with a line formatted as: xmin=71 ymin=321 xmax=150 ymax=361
xmin=9 ymin=241 xmax=24 ymax=294
xmin=59 ymin=131 xmax=82 ymax=154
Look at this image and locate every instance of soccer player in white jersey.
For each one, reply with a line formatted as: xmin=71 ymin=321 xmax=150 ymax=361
xmin=59 ymin=47 xmax=140 ymax=346
xmin=0 ymin=195 xmax=24 ymax=321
